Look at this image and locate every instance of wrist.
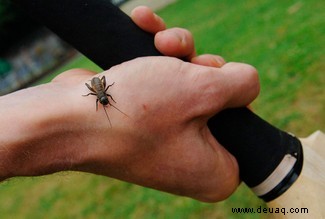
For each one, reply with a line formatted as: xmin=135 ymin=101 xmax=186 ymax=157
xmin=0 ymin=66 xmax=137 ymax=183
xmin=0 ymin=83 xmax=90 ymax=179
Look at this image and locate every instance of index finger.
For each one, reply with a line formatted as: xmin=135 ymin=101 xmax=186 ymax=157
xmin=131 ymin=6 xmax=166 ymax=34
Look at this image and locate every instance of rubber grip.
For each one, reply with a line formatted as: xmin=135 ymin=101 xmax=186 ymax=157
xmin=13 ymin=0 xmax=303 ymax=201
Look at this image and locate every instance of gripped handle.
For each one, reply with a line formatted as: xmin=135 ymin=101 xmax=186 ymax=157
xmin=14 ymin=0 xmax=303 ymax=201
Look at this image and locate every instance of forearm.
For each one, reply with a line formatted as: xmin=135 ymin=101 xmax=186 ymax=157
xmin=0 ymin=70 xmax=140 ymax=182
xmin=0 ymin=83 xmax=91 ymax=181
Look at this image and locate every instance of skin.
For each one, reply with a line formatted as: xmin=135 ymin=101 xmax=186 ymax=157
xmin=0 ymin=7 xmax=259 ymax=202
xmin=132 ymin=8 xmax=325 ymax=219
xmin=131 ymin=6 xmax=226 ymax=66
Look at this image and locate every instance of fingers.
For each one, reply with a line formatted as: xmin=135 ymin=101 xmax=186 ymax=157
xmin=132 ymin=6 xmax=258 ymax=111
xmin=155 ymin=28 xmax=196 ymax=59
xmin=131 ymin=6 xmax=166 ymax=34
xmin=191 ymin=54 xmax=226 ymax=68
xmin=131 ymin=6 xmax=196 ymax=59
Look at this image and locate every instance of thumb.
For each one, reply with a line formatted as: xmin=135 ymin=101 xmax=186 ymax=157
xmin=219 ymin=62 xmax=260 ymax=109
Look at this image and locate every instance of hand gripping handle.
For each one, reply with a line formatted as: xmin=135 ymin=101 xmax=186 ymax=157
xmin=14 ymin=0 xmax=303 ymax=201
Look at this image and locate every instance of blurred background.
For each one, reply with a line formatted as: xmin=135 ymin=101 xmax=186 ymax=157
xmin=0 ymin=0 xmax=324 ymax=218
xmin=0 ymin=0 xmax=128 ymax=95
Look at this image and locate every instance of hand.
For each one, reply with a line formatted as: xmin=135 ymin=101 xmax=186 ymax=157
xmin=0 ymin=56 xmax=259 ymax=202
xmin=131 ymin=6 xmax=226 ymax=67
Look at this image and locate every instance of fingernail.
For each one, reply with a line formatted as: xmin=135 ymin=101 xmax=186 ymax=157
xmin=162 ymin=30 xmax=186 ymax=45
xmin=174 ymin=32 xmax=187 ymax=47
xmin=213 ymin=56 xmax=226 ymax=66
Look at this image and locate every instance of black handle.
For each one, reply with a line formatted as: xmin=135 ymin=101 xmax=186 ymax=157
xmin=14 ymin=0 xmax=303 ymax=202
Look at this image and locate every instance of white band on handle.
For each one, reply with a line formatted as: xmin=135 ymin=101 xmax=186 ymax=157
xmin=251 ymin=154 xmax=297 ymax=196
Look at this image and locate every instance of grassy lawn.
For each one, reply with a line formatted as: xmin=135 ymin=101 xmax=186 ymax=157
xmin=0 ymin=0 xmax=324 ymax=218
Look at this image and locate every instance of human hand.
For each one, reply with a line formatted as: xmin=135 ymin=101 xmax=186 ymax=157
xmin=131 ymin=6 xmax=226 ymax=67
xmin=0 ymin=56 xmax=258 ymax=202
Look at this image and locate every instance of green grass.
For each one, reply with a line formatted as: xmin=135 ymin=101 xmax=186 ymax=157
xmin=33 ymin=54 xmax=102 ymax=85
xmin=0 ymin=0 xmax=324 ymax=218
xmin=159 ymin=0 xmax=324 ymax=136
xmin=0 ymin=174 xmax=263 ymax=219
